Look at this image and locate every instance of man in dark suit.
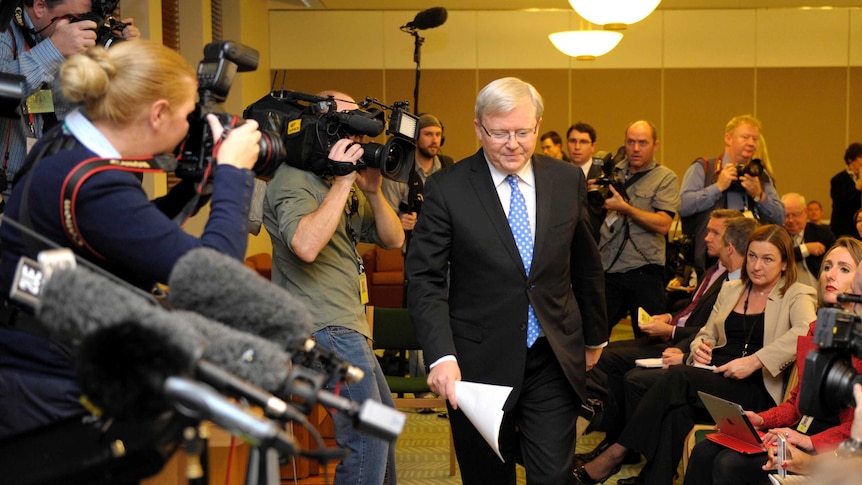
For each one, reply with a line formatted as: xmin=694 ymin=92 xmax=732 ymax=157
xmin=783 ymin=192 xmax=836 ymax=287
xmin=567 ymin=122 xmax=604 ymax=241
xmin=405 ymin=77 xmax=608 ymax=485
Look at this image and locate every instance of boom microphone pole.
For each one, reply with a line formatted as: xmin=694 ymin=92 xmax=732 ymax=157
xmin=400 ymin=7 xmax=448 ymax=113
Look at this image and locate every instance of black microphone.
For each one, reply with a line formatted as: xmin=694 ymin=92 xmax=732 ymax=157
xmin=403 ymin=7 xmax=448 ymax=30
xmin=168 ymin=248 xmax=365 ymax=384
xmin=167 ymin=248 xmax=312 ymax=352
xmin=332 ymin=110 xmax=385 ymax=137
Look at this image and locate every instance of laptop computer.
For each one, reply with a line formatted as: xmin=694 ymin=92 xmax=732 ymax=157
xmin=697 ymin=391 xmax=767 ymax=454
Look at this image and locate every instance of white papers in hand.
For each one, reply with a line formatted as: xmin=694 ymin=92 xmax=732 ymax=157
xmin=454 ymin=381 xmax=513 ymax=462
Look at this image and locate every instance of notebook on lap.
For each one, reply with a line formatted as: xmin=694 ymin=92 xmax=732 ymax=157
xmin=697 ymin=391 xmax=767 ymax=454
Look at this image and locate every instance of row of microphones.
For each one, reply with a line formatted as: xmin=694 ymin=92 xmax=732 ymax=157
xmin=30 ymin=250 xmax=405 ymax=444
xmin=166 ymin=247 xmax=366 ymax=384
xmin=401 ymin=7 xmax=448 ymax=31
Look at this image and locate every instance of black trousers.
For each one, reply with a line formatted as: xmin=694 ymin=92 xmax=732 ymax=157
xmin=448 ymin=337 xmax=580 ymax=485
xmin=682 ymin=439 xmax=772 ymax=485
xmin=617 ymin=365 xmax=775 ymax=485
xmin=605 ymin=265 xmax=666 ymax=338
xmin=591 ymin=337 xmax=672 ymax=440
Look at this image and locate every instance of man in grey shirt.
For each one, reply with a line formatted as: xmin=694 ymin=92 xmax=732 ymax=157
xmin=595 ymin=120 xmax=680 ymax=337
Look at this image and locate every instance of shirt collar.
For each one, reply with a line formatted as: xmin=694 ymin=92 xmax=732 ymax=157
xmin=65 ymin=109 xmax=122 ymax=159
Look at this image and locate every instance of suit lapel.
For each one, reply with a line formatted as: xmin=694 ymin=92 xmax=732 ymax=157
xmin=466 ymin=151 xmax=525 ymax=275
xmin=532 ymin=156 xmax=552 ymax=268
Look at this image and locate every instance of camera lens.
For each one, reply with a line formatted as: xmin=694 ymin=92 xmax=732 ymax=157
xmin=254 ymin=130 xmax=286 ymax=179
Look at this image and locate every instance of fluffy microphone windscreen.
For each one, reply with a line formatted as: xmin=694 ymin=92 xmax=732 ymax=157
xmin=168 ymin=248 xmax=312 ymax=351
xmin=76 ymin=317 xmax=205 ymax=419
xmin=36 ymin=265 xmax=162 ymax=343
xmin=174 ymin=310 xmax=291 ymax=393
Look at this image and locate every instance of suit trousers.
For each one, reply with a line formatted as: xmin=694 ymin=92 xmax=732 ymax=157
xmin=448 ymin=337 xmax=579 ymax=485
xmin=617 ymin=365 xmax=775 ymax=485
xmin=604 ymin=265 xmax=666 ymax=338
xmin=591 ymin=337 xmax=671 ymax=441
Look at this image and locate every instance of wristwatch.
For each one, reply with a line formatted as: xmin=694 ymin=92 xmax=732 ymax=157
xmin=836 ymin=437 xmax=862 ymax=457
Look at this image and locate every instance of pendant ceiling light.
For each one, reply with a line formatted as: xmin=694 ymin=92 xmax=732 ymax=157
xmin=549 ymin=30 xmax=623 ymax=61
xmin=569 ymin=0 xmax=662 ymax=30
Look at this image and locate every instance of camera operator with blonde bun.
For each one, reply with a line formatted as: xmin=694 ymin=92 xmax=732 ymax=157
xmin=0 ymin=40 xmax=262 ymax=439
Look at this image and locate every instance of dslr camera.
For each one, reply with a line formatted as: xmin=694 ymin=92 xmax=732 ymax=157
xmin=243 ymin=90 xmax=418 ymax=182
xmin=587 ymin=146 xmax=627 ymax=208
xmin=798 ymin=300 xmax=862 ymax=420
xmin=66 ymin=0 xmax=127 ymax=48
xmin=729 ymin=158 xmax=764 ymax=192
xmin=175 ymin=42 xmax=285 ymax=183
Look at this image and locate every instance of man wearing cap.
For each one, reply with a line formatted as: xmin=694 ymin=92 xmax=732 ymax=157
xmin=382 ymin=113 xmax=452 ymax=244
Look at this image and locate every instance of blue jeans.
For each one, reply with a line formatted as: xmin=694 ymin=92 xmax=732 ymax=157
xmin=311 ymin=326 xmax=397 ymax=485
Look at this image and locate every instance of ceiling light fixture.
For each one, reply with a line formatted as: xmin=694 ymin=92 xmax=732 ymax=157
xmin=569 ymin=0 xmax=662 ymax=30
xmin=549 ymin=29 xmax=623 ymax=61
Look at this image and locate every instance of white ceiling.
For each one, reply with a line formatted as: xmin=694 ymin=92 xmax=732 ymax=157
xmin=268 ymin=0 xmax=862 ymax=11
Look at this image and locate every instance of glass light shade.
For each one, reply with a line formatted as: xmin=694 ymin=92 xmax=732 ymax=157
xmin=549 ymin=30 xmax=623 ymax=61
xmin=569 ymin=0 xmax=661 ymax=30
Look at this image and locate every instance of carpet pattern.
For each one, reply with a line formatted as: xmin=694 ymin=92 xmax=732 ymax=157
xmin=393 ymin=411 xmax=647 ymax=484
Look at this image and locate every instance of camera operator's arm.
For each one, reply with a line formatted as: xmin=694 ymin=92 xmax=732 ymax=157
xmin=355 ymin=165 xmax=405 ymax=250
xmin=290 ymin=139 xmax=363 ymax=263
xmin=603 ymin=184 xmax=673 ymax=235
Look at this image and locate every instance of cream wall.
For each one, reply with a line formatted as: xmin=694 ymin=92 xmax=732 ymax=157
xmin=270 ymin=7 xmax=862 ymax=228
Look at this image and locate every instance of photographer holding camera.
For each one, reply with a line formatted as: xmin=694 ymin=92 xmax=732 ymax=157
xmin=262 ymin=91 xmax=403 ymax=485
xmin=0 ymin=40 xmax=261 ymax=439
xmin=595 ymin=120 xmax=680 ymax=337
xmin=0 ymin=0 xmax=140 ymax=201
xmin=680 ymin=115 xmax=784 ymax=275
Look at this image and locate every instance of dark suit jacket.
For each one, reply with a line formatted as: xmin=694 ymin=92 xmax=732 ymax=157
xmin=830 ymin=170 xmax=861 ymax=238
xmin=405 ymin=150 xmax=607 ymax=406
xmin=793 ymin=222 xmax=836 ymax=277
xmin=672 ymin=268 xmax=728 ymax=344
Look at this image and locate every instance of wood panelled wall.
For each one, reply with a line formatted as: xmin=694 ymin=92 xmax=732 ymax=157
xmin=269 ymin=7 xmax=862 ymax=222
xmin=276 ymin=66 xmax=861 ymax=219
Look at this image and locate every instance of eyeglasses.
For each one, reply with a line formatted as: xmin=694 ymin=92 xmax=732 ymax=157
xmin=480 ymin=123 xmax=538 ymax=143
xmin=568 ymin=139 xmax=593 ymax=146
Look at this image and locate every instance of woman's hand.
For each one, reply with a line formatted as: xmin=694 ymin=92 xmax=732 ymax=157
xmin=744 ymin=410 xmax=765 ymax=429
xmin=693 ymin=341 xmax=713 ymax=365
xmin=763 ymin=442 xmax=814 ymax=476
xmin=716 ymin=354 xmax=763 ymax=379
xmin=763 ymin=427 xmax=814 ymax=452
xmin=208 ymin=115 xmax=261 ymax=170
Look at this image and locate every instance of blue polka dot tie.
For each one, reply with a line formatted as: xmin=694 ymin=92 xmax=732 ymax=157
xmin=506 ymin=175 xmax=540 ymax=348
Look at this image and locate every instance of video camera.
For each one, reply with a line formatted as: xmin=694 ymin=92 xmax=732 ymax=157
xmin=175 ymin=41 xmax=285 ymax=183
xmin=729 ymin=158 xmax=764 ymax=192
xmin=243 ymin=90 xmax=418 ymax=182
xmin=66 ymin=0 xmax=127 ymax=48
xmin=587 ymin=146 xmax=627 ymax=208
xmin=798 ymin=298 xmax=862 ymax=420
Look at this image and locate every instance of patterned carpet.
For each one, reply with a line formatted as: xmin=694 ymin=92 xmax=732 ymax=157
xmin=393 ymin=411 xmax=646 ymax=484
